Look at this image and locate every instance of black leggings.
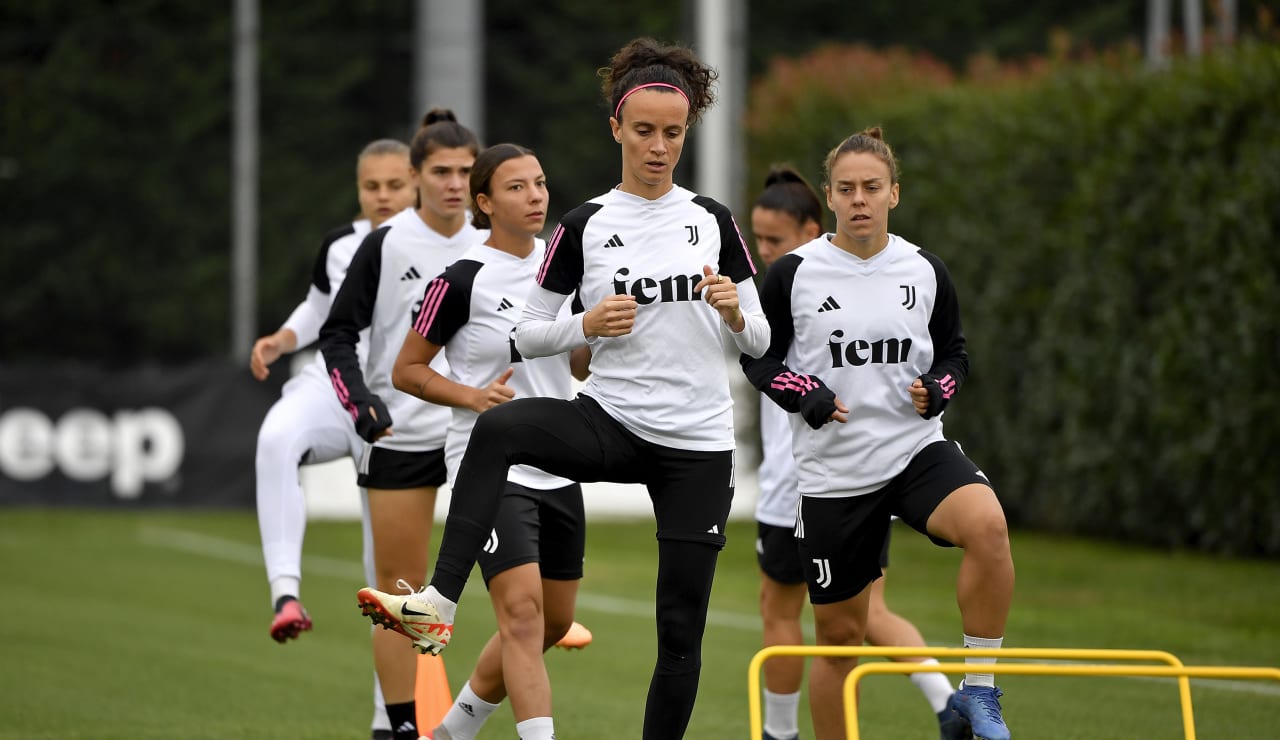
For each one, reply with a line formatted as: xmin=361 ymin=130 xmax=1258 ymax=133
xmin=430 ymin=394 xmax=733 ymax=738
xmin=646 ymin=537 xmax=721 ymax=739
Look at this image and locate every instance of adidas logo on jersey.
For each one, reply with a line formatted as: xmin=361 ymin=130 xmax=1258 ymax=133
xmin=818 ymin=296 xmax=842 ymax=312
xmin=497 ymin=297 xmax=514 ymax=311
xmin=400 ymin=266 xmax=421 ymax=281
xmin=603 ymin=234 xmax=625 ymax=249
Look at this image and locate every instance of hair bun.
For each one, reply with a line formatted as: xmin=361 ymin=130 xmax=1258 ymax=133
xmin=764 ymin=165 xmax=806 ymax=189
xmin=422 ymin=107 xmax=458 ymax=127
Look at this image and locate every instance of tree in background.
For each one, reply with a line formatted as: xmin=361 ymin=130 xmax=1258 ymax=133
xmin=2 ymin=0 xmax=412 ymax=365
xmin=5 ymin=0 xmax=1274 ymax=364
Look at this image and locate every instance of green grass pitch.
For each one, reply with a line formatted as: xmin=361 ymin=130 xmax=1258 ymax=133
xmin=1 ymin=510 xmax=1276 ymax=738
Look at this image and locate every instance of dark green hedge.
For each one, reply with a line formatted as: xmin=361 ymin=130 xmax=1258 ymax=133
xmin=747 ymin=42 xmax=1280 ymax=556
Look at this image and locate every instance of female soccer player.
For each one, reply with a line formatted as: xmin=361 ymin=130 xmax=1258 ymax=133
xmin=387 ymin=143 xmax=591 ymax=740
xmin=320 ymin=109 xmax=481 ymax=740
xmin=740 ymin=128 xmax=1015 ymax=740
xmin=748 ymin=165 xmax=965 ymax=740
xmin=356 ymin=37 xmax=770 ymax=739
xmin=250 ymin=137 xmax=413 ymax=738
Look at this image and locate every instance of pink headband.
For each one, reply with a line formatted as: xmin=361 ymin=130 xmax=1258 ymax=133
xmin=613 ymin=82 xmax=690 ymax=119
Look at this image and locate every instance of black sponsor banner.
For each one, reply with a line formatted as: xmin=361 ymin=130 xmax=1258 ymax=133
xmin=0 ymin=362 xmax=283 ymax=507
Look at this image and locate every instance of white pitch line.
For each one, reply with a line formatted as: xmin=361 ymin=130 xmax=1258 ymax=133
xmin=139 ymin=525 xmax=1280 ymax=698
xmin=137 ymin=525 xmax=764 ymax=632
xmin=140 ymin=525 xmax=364 ymax=578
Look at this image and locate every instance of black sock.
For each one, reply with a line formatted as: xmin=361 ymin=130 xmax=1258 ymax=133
xmin=386 ymin=701 xmax=417 ymax=740
xmin=272 ymin=595 xmax=296 ymax=613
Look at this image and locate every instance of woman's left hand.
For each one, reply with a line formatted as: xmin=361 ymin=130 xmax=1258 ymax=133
xmin=696 ymin=265 xmax=744 ymax=332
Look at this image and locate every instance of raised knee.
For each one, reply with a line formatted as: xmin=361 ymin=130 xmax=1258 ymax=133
xmin=255 ymin=419 xmax=296 ymax=463
xmin=960 ymin=513 xmax=1010 ymax=556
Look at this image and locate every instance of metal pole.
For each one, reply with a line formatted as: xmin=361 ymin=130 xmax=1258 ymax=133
xmin=415 ymin=0 xmax=484 ymax=141
xmin=695 ymin=0 xmax=756 ymax=466
xmin=1183 ymin=0 xmax=1203 ymax=57
xmin=231 ymin=0 xmax=259 ymax=359
xmin=1146 ymin=0 xmax=1171 ymax=69
xmin=695 ymin=0 xmax=734 ymax=208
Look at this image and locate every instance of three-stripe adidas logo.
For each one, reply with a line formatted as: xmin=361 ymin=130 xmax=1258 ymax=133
xmin=818 ymin=296 xmax=842 ymax=312
xmin=400 ymin=266 xmax=421 ymax=281
xmin=497 ymin=297 xmax=514 ymax=311
xmin=603 ymin=234 xmax=625 ymax=249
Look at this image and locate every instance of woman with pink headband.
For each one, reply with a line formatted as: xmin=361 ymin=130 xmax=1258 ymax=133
xmin=356 ymin=37 xmax=770 ymax=739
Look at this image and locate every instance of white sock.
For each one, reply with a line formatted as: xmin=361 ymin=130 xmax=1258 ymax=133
xmin=436 ymin=681 xmax=500 ymax=740
xmin=515 ymin=716 xmax=555 ymax=740
xmin=963 ymin=634 xmax=1003 ymax=687
xmin=909 ymin=659 xmax=955 ymax=713
xmin=425 ymin=585 xmax=458 ymax=623
xmin=762 ymin=689 xmax=801 ymax=739
xmin=371 ymin=668 xmax=390 ymax=732
xmin=269 ymin=576 xmax=300 ymax=607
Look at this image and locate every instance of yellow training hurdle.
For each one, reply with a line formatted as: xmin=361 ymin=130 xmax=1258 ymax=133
xmin=749 ymin=646 xmax=1280 ymax=740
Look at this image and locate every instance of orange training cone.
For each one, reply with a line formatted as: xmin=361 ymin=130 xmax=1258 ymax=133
xmin=415 ymin=653 xmax=452 ymax=737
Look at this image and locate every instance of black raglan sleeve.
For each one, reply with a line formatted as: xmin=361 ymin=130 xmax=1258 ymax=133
xmin=310 ymin=222 xmax=357 ymax=295
xmin=536 ymin=203 xmax=599 ymax=295
xmin=694 ymin=194 xmax=758 ymax=283
xmin=415 ymin=260 xmax=480 ymax=347
xmin=917 ymin=250 xmax=970 ymax=419
xmin=319 ymin=226 xmax=390 ymax=442
xmin=739 ymin=254 xmax=839 ymax=430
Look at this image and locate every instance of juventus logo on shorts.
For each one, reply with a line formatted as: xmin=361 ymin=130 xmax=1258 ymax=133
xmin=483 ymin=529 xmax=499 ymax=554
xmin=812 ymin=558 xmax=833 ymax=589
xmin=900 ymin=284 xmax=917 ymax=310
xmin=685 ymin=225 xmax=699 ymax=245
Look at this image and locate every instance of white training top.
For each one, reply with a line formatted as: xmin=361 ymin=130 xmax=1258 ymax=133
xmin=277 ymin=220 xmax=373 ymax=383
xmin=515 ymin=185 xmax=770 ymax=451
xmin=411 ymin=238 xmax=576 ymax=489
xmin=754 ymin=395 xmax=801 ymax=527
xmin=321 ymin=207 xmax=483 ymax=452
xmin=743 ymin=233 xmax=970 ymax=497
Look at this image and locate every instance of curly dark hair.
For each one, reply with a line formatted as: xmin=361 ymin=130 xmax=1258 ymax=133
xmin=599 ymin=37 xmax=718 ymax=126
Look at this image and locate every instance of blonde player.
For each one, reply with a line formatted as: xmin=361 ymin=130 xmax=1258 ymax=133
xmin=741 ymin=129 xmax=1014 ymax=740
xmin=749 ymin=165 xmax=965 ymax=740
